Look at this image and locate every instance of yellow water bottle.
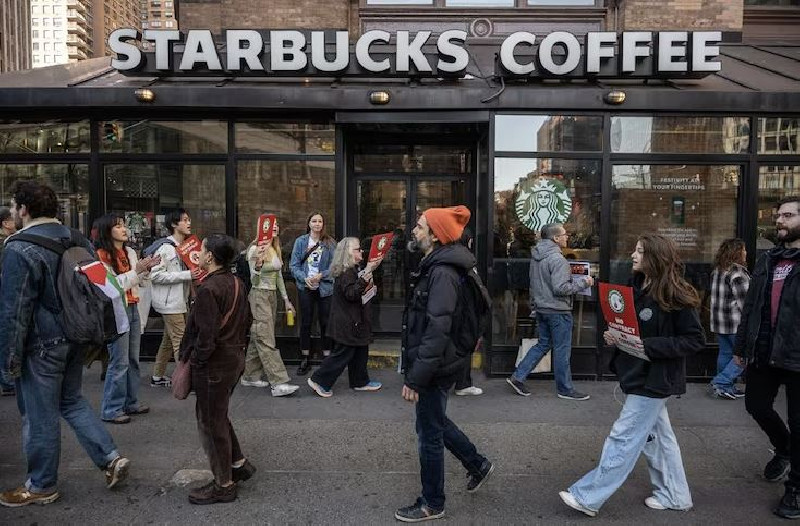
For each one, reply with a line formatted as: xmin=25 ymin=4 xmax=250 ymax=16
xmin=287 ymin=310 xmax=295 ymax=326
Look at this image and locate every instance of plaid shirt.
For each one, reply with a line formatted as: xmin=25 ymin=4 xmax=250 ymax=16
xmin=710 ymin=263 xmax=750 ymax=335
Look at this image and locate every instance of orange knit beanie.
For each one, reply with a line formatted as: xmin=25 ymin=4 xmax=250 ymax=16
xmin=423 ymin=206 xmax=471 ymax=244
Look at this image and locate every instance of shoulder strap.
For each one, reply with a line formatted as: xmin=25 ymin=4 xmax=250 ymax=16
xmin=220 ymin=276 xmax=240 ymax=329
xmin=7 ymin=233 xmax=69 ymax=255
xmin=301 ymin=241 xmax=321 ymax=264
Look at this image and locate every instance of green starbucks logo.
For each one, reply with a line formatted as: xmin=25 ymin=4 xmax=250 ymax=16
xmin=515 ymin=178 xmax=573 ymax=233
xmin=608 ymin=289 xmax=625 ymax=314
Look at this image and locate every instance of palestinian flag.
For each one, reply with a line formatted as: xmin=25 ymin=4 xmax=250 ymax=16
xmin=80 ymin=261 xmax=130 ymax=336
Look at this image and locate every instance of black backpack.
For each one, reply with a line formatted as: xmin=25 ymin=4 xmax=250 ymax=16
xmin=8 ymin=229 xmax=124 ymax=347
xmin=232 ymin=250 xmax=252 ymax=292
xmin=450 ymin=266 xmax=492 ymax=358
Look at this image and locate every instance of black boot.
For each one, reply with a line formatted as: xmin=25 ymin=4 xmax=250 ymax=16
xmin=297 ymin=355 xmax=311 ymax=376
xmin=775 ymin=485 xmax=800 ymax=519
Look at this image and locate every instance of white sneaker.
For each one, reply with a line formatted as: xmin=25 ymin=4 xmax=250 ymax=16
xmin=559 ymin=491 xmax=597 ymax=517
xmin=241 ymin=378 xmax=270 ymax=388
xmin=644 ymin=496 xmax=666 ymax=510
xmin=455 ymin=386 xmax=483 ymax=396
xmin=271 ymin=383 xmax=300 ymax=397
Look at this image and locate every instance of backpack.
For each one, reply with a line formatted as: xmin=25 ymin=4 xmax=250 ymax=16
xmin=450 ymin=267 xmax=491 ymax=358
xmin=232 ymin=250 xmax=252 ymax=293
xmin=142 ymin=237 xmax=176 ymax=257
xmin=8 ymin=229 xmax=127 ymax=347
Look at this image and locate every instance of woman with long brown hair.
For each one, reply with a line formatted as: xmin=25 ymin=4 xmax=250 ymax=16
xmin=560 ymin=234 xmax=705 ymax=517
xmin=241 ymin=216 xmax=299 ymax=397
xmin=709 ymin=238 xmax=750 ymax=399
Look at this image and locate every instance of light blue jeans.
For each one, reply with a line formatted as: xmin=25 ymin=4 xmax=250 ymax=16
xmin=101 ymin=305 xmax=143 ymax=419
xmin=711 ymin=333 xmax=743 ymax=392
xmin=568 ymin=394 xmax=693 ymax=512
xmin=512 ymin=312 xmax=574 ymax=395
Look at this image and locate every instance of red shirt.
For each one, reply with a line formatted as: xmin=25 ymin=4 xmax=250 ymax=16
xmin=771 ymin=259 xmax=794 ymax=327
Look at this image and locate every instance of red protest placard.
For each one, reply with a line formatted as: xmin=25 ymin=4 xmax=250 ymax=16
xmin=598 ymin=283 xmax=648 ymax=361
xmin=256 ymin=214 xmax=276 ymax=245
xmin=177 ymin=235 xmax=207 ymax=280
xmin=368 ymin=232 xmax=394 ymax=262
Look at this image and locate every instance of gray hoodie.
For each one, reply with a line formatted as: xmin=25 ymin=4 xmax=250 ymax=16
xmin=529 ymin=239 xmax=591 ymax=314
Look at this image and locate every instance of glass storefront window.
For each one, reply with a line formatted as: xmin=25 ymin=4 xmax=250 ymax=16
xmin=354 ymin=143 xmax=472 ymax=174
xmin=237 ymin=160 xmax=336 ymax=337
xmin=756 ymin=165 xmax=800 ymax=256
xmin=235 ymin=123 xmax=335 ymax=155
xmin=495 ymin=115 xmax=603 ymax=153
xmin=0 ymin=163 xmax=89 ymax=233
xmin=610 ymin=116 xmax=750 ymax=154
xmin=0 ymin=121 xmax=90 ymax=154
xmin=99 ymin=121 xmax=227 ymax=154
xmin=757 ymin=117 xmax=799 ymax=154
xmin=104 ymin=164 xmax=226 ymax=252
xmin=492 ymin=157 xmax=601 ymax=347
xmin=446 ymin=0 xmax=514 ymax=5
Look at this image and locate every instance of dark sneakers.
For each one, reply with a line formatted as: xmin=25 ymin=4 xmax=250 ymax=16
xmin=775 ymin=487 xmax=800 ymax=519
xmin=395 ymin=499 xmax=445 ymax=523
xmin=466 ymin=460 xmax=495 ymax=493
xmin=558 ymin=390 xmax=591 ymax=401
xmin=188 ymin=481 xmax=237 ymax=505
xmin=765 ymin=453 xmax=792 ymax=482
xmin=232 ymin=459 xmax=256 ymax=483
xmin=506 ymin=377 xmax=531 ymax=396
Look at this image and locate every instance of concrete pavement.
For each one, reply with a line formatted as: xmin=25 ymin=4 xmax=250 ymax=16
xmin=0 ymin=368 xmax=788 ymax=525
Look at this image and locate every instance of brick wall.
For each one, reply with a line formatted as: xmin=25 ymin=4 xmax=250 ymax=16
xmin=620 ymin=0 xmax=743 ymax=31
xmin=180 ymin=0 xmax=351 ymax=34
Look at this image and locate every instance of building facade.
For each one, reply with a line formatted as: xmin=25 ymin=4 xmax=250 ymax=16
xmin=140 ymin=0 xmax=177 ymax=50
xmin=1 ymin=0 xmax=32 ymax=72
xmin=1 ymin=0 xmax=799 ymax=379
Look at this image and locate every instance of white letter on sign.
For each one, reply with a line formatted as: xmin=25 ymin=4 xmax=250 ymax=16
xmin=621 ymin=31 xmax=652 ymax=73
xmin=270 ymin=30 xmax=307 ymax=71
xmin=311 ymin=31 xmax=349 ymax=72
xmin=692 ymin=31 xmax=722 ymax=72
xmin=356 ymin=30 xmax=391 ymax=73
xmin=538 ymin=31 xmax=581 ymax=75
xmin=500 ymin=32 xmax=536 ymax=75
xmin=396 ymin=31 xmax=432 ymax=73
xmin=226 ymin=30 xmax=263 ymax=71
xmin=436 ymin=30 xmax=468 ymax=74
xmin=110 ymin=28 xmax=141 ymax=71
xmin=658 ymin=31 xmax=688 ymax=72
xmin=144 ymin=29 xmax=181 ymax=70
xmin=585 ymin=32 xmax=616 ymax=74
xmin=180 ymin=30 xmax=222 ymax=70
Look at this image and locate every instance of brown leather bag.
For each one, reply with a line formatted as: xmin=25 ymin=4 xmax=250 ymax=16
xmin=172 ymin=276 xmax=241 ymax=400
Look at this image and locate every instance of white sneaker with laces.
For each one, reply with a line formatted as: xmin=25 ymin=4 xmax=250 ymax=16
xmin=241 ymin=378 xmax=270 ymax=388
xmin=271 ymin=383 xmax=300 ymax=397
xmin=559 ymin=491 xmax=597 ymax=517
xmin=455 ymin=386 xmax=483 ymax=396
xmin=644 ymin=496 xmax=667 ymax=510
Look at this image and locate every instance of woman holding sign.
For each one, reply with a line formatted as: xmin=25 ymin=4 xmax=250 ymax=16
xmin=560 ymin=233 xmax=704 ymax=517
xmin=307 ymin=237 xmax=383 ymax=397
xmin=290 ymin=212 xmax=336 ymax=376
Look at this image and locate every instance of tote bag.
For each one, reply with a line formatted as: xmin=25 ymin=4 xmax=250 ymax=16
xmin=515 ymin=338 xmax=552 ymax=373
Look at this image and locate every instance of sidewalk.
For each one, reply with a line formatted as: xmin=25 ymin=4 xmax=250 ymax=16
xmin=0 ymin=368 xmax=787 ymax=525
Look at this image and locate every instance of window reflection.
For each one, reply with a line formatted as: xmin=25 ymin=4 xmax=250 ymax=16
xmin=100 ymin=120 xmax=227 ymax=154
xmin=495 ymin=115 xmax=603 ymax=152
xmin=758 ymin=118 xmax=799 ymax=154
xmin=235 ymin=123 xmax=335 ymax=155
xmin=756 ymin=165 xmax=800 ymax=256
xmin=610 ymin=117 xmax=750 ymax=154
xmin=0 ymin=121 xmax=90 ymax=154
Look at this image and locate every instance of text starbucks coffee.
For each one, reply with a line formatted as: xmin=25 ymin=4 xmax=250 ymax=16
xmin=110 ymin=28 xmax=723 ymax=79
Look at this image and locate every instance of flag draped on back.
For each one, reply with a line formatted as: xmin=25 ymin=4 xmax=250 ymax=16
xmin=80 ymin=261 xmax=130 ymax=335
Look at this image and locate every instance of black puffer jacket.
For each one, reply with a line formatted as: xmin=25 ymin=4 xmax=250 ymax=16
xmin=402 ymin=244 xmax=475 ymax=391
xmin=610 ymin=274 xmax=706 ymax=398
xmin=326 ymin=266 xmax=372 ymax=347
xmin=733 ymin=246 xmax=800 ymax=370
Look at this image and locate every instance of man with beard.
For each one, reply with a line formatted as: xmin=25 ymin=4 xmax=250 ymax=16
xmin=395 ymin=206 xmax=493 ymax=523
xmin=734 ymin=196 xmax=800 ymax=518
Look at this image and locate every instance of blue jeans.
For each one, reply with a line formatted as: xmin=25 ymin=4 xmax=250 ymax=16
xmin=711 ymin=333 xmax=743 ymax=392
xmin=568 ymin=394 xmax=693 ymax=512
xmin=512 ymin=312 xmax=574 ymax=394
xmin=101 ymin=305 xmax=142 ymax=419
xmin=416 ymin=385 xmax=486 ymax=512
xmin=15 ymin=343 xmax=119 ymax=493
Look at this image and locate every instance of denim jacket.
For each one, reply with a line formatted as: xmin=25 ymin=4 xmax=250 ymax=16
xmin=289 ymin=234 xmax=335 ymax=297
xmin=0 ymin=220 xmax=93 ymax=377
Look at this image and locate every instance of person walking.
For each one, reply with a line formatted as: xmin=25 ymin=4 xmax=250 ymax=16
xmin=94 ymin=214 xmax=160 ymax=423
xmin=454 ymin=228 xmax=482 ymax=396
xmin=733 ymin=197 xmax=800 ymax=519
xmin=290 ymin=212 xmax=335 ymax=376
xmin=307 ymin=237 xmax=383 ymax=397
xmin=709 ymin=238 xmax=750 ymax=400
xmin=0 ymin=206 xmax=17 ymax=396
xmin=395 ymin=206 xmax=494 ymax=523
xmin=506 ymin=222 xmax=593 ymax=401
xmin=0 ymin=181 xmax=131 ymax=507
xmin=149 ymin=208 xmax=203 ymax=387
xmin=560 ymin=233 xmax=704 ymax=517
xmin=179 ymin=234 xmax=255 ymax=505
xmin=241 ymin=217 xmax=300 ymax=397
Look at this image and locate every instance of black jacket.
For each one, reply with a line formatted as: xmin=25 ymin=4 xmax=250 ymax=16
xmin=326 ymin=266 xmax=372 ymax=347
xmin=402 ymin=243 xmax=475 ymax=391
xmin=610 ymin=275 xmax=706 ymax=398
xmin=733 ymin=247 xmax=800 ymax=371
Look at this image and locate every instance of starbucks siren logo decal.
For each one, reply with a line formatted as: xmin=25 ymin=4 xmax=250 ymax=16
xmin=515 ymin=178 xmax=573 ymax=233
xmin=608 ymin=289 xmax=625 ymax=314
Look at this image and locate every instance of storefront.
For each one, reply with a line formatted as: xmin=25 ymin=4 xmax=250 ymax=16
xmin=1 ymin=31 xmax=799 ymax=379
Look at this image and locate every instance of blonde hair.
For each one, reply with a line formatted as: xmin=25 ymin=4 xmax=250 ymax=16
xmin=331 ymin=237 xmax=360 ymax=278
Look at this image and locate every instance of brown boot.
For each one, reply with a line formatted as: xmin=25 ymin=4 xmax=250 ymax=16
xmin=188 ymin=482 xmax=237 ymax=505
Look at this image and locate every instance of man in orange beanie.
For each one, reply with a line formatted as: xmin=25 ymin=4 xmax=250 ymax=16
xmin=396 ymin=206 xmax=494 ymax=523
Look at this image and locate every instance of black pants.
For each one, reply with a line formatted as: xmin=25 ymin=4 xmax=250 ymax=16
xmin=745 ymin=364 xmax=800 ymax=488
xmin=311 ymin=342 xmax=370 ymax=390
xmin=454 ymin=361 xmax=473 ymax=390
xmin=298 ymin=289 xmax=332 ymax=352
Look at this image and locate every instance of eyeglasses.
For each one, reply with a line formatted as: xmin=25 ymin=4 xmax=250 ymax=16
xmin=774 ymin=212 xmax=799 ymax=221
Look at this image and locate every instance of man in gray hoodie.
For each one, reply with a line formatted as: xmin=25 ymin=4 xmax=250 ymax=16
xmin=507 ymin=223 xmax=593 ymax=400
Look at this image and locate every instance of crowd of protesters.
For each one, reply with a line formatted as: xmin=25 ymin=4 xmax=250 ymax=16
xmin=1 ymin=179 xmax=800 ymax=521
